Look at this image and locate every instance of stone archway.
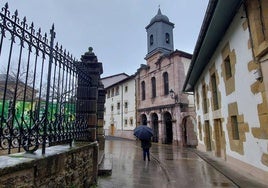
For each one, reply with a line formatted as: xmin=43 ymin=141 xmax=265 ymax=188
xmin=164 ymin=112 xmax=173 ymax=144
xmin=181 ymin=116 xmax=197 ymax=147
xmin=151 ymin=113 xmax=159 ymax=143
xmin=140 ymin=114 xmax=147 ymax=125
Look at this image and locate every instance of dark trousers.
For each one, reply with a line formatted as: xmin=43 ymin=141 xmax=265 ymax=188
xmin=143 ymin=148 xmax=150 ymax=161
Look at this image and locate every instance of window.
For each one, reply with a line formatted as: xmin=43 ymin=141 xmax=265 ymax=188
xmin=202 ymin=84 xmax=208 ymax=113
xmin=165 ymin=33 xmax=170 ymax=44
xmin=231 ymin=116 xmax=239 ymax=140
xmin=124 ymin=102 xmax=128 ymax=113
xmin=111 ymin=105 xmax=114 ymax=112
xmin=198 ymin=121 xmax=202 ymax=140
xmin=246 ymin=0 xmax=268 ymax=57
xmin=111 ymin=88 xmax=114 ymax=97
xmin=124 ymin=119 xmax=128 ymax=126
xmin=150 ymin=34 xmax=154 ymax=45
xmin=141 ymin=81 xmax=146 ymax=100
xmin=125 ymin=86 xmax=128 ymax=92
xmin=151 ymin=77 xmax=156 ymax=98
xmin=163 ymin=72 xmax=169 ymax=95
xmin=211 ymin=73 xmax=219 ymax=110
xmin=221 ymin=43 xmax=235 ymax=95
xmin=130 ymin=118 xmax=133 ymax=126
xmin=107 ymin=90 xmax=110 ymax=98
xmin=224 ymin=56 xmax=232 ymax=79
xmin=117 ymin=102 xmax=120 ymax=110
xmin=196 ymin=91 xmax=200 ymax=109
xmin=116 ymin=86 xmax=119 ymax=95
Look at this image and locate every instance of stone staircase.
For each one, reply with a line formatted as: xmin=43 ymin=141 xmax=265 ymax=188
xmin=98 ymin=151 xmax=113 ymax=176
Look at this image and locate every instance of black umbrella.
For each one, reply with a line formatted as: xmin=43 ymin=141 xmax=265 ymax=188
xmin=134 ymin=125 xmax=153 ymax=140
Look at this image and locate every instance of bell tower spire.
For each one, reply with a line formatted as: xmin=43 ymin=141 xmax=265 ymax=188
xmin=145 ymin=8 xmax=174 ymax=59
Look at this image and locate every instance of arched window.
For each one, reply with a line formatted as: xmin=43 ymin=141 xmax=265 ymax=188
xmin=150 ymin=35 xmax=154 ymax=46
xmin=151 ymin=77 xmax=156 ymax=98
xmin=163 ymin=72 xmax=169 ymax=95
xmin=141 ymin=81 xmax=146 ymax=100
xmin=165 ymin=33 xmax=170 ymax=44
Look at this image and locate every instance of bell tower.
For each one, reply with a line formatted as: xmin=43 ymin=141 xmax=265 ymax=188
xmin=145 ymin=8 xmax=174 ymax=59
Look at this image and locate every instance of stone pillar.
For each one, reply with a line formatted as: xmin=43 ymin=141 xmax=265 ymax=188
xmin=76 ymin=47 xmax=103 ymax=142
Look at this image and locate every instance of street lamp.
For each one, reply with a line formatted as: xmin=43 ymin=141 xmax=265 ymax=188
xmin=169 ymin=89 xmax=183 ymax=108
xmin=169 ymin=89 xmax=179 ymax=103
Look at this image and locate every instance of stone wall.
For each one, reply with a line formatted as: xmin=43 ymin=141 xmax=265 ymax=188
xmin=0 ymin=142 xmax=98 ymax=188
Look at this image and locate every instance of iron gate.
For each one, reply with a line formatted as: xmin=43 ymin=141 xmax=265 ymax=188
xmin=0 ymin=3 xmax=92 ymax=154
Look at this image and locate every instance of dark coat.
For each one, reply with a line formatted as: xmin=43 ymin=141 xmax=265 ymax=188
xmin=141 ymin=140 xmax=151 ymax=149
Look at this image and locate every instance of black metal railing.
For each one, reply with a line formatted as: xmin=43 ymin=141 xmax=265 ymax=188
xmin=0 ymin=3 xmax=91 ymax=154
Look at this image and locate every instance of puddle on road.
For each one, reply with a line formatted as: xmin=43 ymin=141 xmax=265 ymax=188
xmin=212 ymin=182 xmax=234 ymax=187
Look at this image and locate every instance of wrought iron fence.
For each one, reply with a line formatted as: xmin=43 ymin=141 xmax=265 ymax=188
xmin=0 ymin=3 xmax=91 ymax=154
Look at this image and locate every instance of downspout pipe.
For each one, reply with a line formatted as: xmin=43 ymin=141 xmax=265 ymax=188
xmin=121 ymin=85 xmax=124 ymax=131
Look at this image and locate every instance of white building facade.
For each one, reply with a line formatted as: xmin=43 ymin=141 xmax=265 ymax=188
xmin=183 ymin=0 xmax=268 ymax=183
xmin=103 ymin=75 xmax=136 ymax=139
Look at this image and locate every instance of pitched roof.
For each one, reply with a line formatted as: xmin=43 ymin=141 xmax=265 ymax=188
xmin=183 ymin=0 xmax=243 ymax=92
xmin=101 ymin=73 xmax=129 ymax=88
xmin=105 ymin=74 xmax=135 ymax=90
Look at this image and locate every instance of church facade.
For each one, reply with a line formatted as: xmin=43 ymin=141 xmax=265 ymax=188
xmin=135 ymin=9 xmax=197 ymax=146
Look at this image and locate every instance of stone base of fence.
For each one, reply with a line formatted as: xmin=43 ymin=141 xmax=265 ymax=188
xmin=0 ymin=142 xmax=99 ymax=187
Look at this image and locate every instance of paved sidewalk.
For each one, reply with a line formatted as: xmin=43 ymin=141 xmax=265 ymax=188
xmin=191 ymin=149 xmax=268 ymax=188
xmin=97 ymin=137 xmax=267 ymax=188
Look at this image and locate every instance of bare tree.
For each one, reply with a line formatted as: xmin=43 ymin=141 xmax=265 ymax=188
xmin=0 ymin=60 xmax=38 ymax=102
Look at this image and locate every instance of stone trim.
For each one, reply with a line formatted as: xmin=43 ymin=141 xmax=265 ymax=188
xmin=226 ymin=102 xmax=249 ymax=155
xmin=248 ymin=60 xmax=268 ymax=167
xmin=246 ymin=0 xmax=268 ymax=58
xmin=221 ymin=43 xmax=236 ymax=95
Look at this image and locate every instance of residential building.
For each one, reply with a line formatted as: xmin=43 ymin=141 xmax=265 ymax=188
xmin=136 ymin=8 xmax=197 ymax=146
xmin=183 ymin=0 xmax=268 ymax=183
xmin=103 ymin=74 xmax=136 ymax=139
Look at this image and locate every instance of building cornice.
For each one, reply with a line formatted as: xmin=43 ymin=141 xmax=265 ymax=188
xmin=138 ymin=103 xmax=178 ymax=113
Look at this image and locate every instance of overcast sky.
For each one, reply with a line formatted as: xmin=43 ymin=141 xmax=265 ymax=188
xmin=2 ymin=0 xmax=209 ymax=78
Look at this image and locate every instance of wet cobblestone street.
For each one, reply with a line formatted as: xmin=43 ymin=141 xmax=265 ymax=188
xmin=97 ymin=137 xmax=267 ymax=188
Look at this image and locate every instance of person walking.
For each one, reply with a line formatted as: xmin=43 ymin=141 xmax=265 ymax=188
xmin=141 ymin=139 xmax=151 ymax=161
